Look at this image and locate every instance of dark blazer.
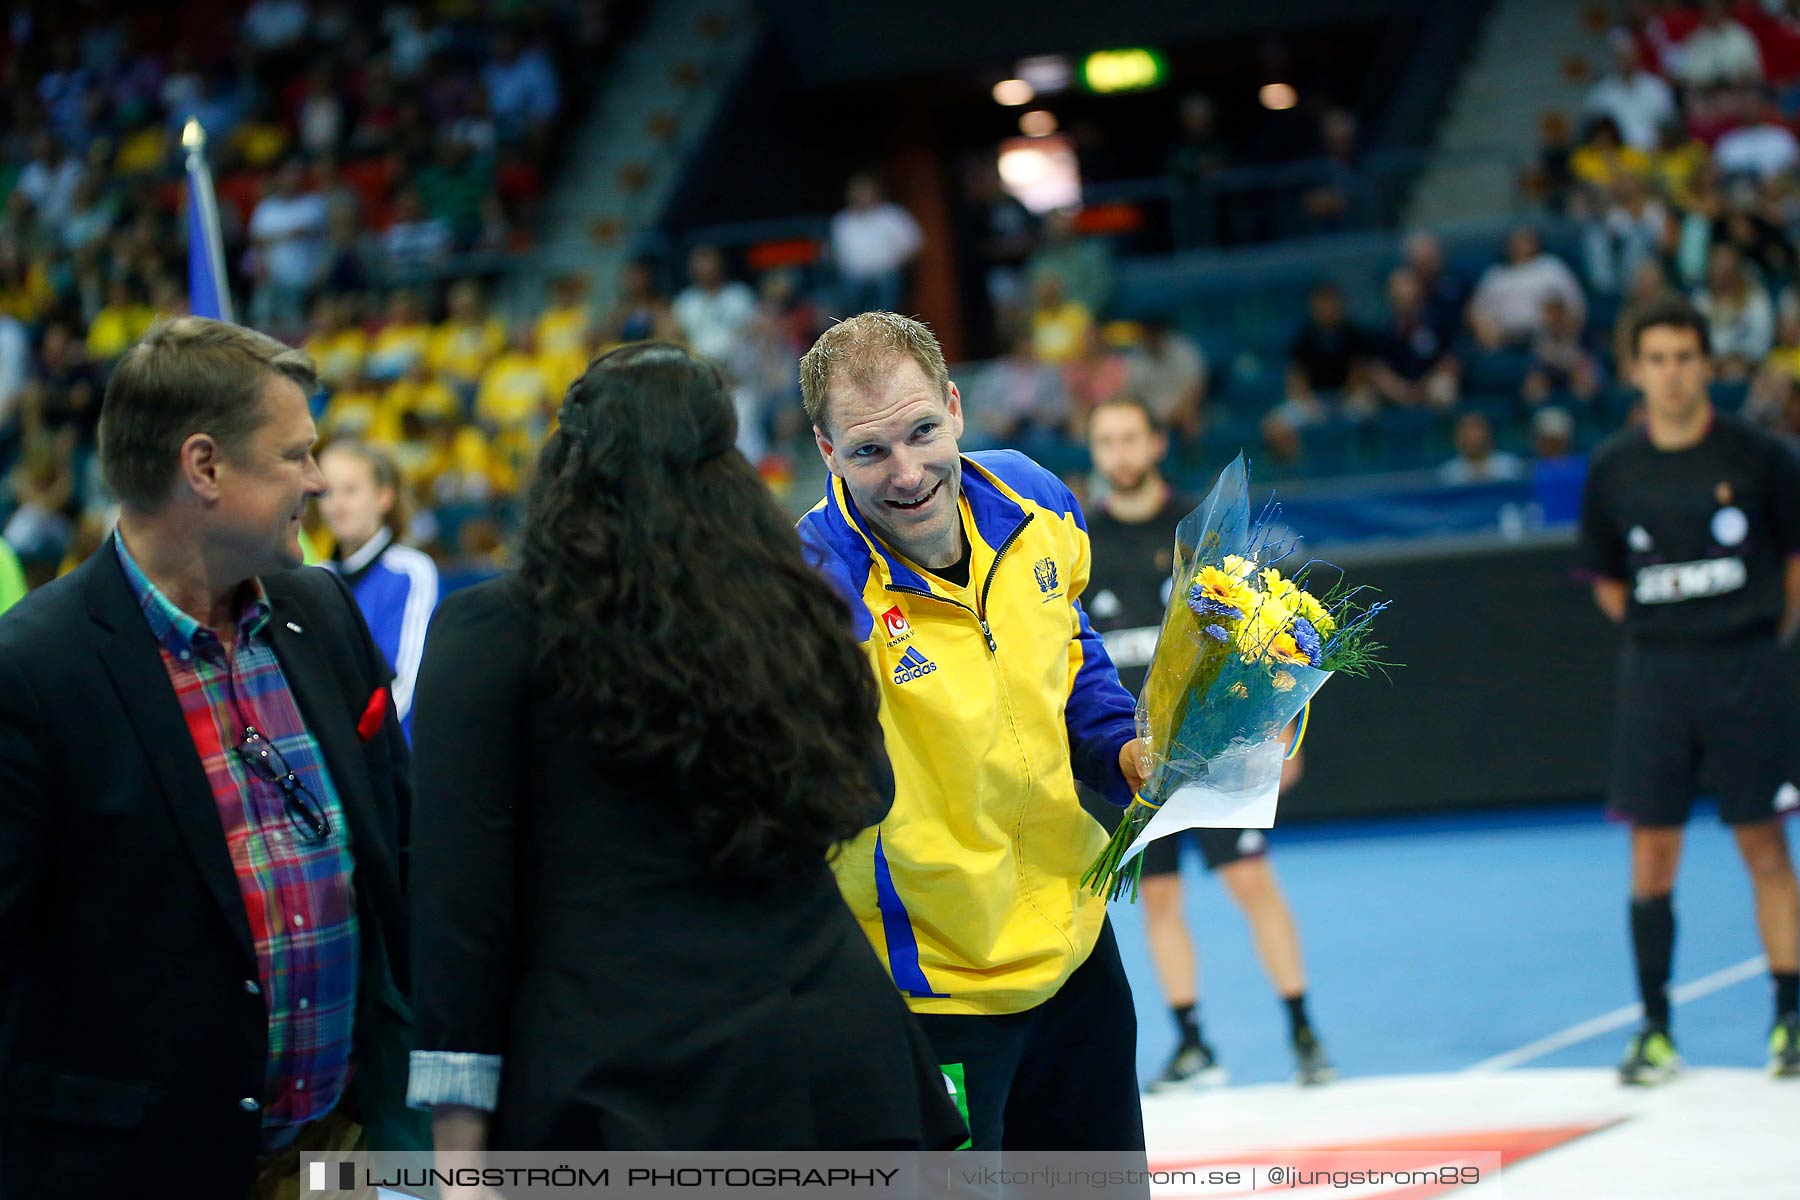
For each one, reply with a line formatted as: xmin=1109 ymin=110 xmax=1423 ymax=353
xmin=0 ymin=539 xmax=427 ymax=1200
xmin=411 ymin=576 xmax=966 ymax=1150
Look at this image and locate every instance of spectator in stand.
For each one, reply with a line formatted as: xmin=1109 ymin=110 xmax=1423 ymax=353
xmin=1524 ymin=110 xmax=1578 ymax=213
xmin=382 ymin=186 xmax=454 ymax=275
xmin=1571 ymin=116 xmax=1652 ymax=195
xmin=85 ymin=277 xmax=157 ymax=364
xmin=1369 ymin=267 xmax=1459 ymax=410
xmin=1716 ymin=195 xmax=1798 ymax=284
xmin=1029 ymin=271 xmax=1095 ymax=367
xmin=1167 ymin=94 xmax=1232 ymax=246
xmin=537 ymin=273 xmax=592 ymax=358
xmin=305 ymin=294 xmax=369 ymax=391
xmin=482 ymin=31 xmax=560 ymax=143
xmin=1468 ymin=225 xmax=1587 ymax=349
xmin=367 ymin=290 xmax=434 ymax=382
xmin=1676 ymin=1 xmax=1764 ymax=90
xmin=1439 ymin=412 xmax=1524 ymax=485
xmin=0 ymin=312 xmax=26 ymax=466
xmin=430 ymin=280 xmax=505 ymax=398
xmin=1584 ymin=170 xmax=1670 ymax=295
xmin=248 ymin=159 xmax=328 ymax=334
xmin=16 ymin=134 xmax=83 ymax=220
xmin=968 ymin=326 xmax=1071 ymax=446
xmin=33 ymin=323 xmax=104 ymax=450
xmin=1585 ymin=42 xmax=1679 ymax=152
xmin=1125 ymin=317 xmax=1208 ymax=441
xmin=1751 ymin=294 xmax=1800 ymax=419
xmin=1650 ymin=118 xmax=1711 ymax=209
xmin=1301 ymin=109 xmax=1379 ymax=234
xmin=1714 ymin=98 xmax=1800 ymax=181
xmin=964 ymin=159 xmax=1040 ymax=312
xmin=603 ymin=258 xmax=680 ymax=346
xmin=1613 ymin=259 xmax=1683 ymax=368
xmin=1061 ymin=326 xmax=1132 ymax=440
xmin=1403 ymin=231 xmax=1470 ymax=345
xmin=1524 ymin=294 xmax=1602 ymax=407
xmin=673 ymin=245 xmax=757 ymax=367
xmin=1530 ymin=406 xmax=1576 ymax=460
xmin=1274 ymin=282 xmax=1373 ymax=432
xmin=387 ymin=355 xmax=460 ymax=431
xmin=1693 ymin=242 xmax=1776 ymax=379
xmin=829 ymin=173 xmax=923 ymax=317
xmin=477 ymin=324 xmax=552 ymax=446
xmin=1028 ymin=209 xmax=1115 ymax=319
xmin=242 ymin=0 xmax=309 ymax=58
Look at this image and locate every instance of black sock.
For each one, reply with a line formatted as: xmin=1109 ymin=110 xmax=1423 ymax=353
xmin=1774 ymin=972 xmax=1798 ymax=1020
xmin=1630 ymin=894 xmax=1675 ymax=1029
xmin=1282 ymin=992 xmax=1311 ymax=1040
xmin=1172 ymin=1003 xmax=1201 ymax=1047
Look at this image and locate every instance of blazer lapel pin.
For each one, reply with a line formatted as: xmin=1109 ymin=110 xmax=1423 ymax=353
xmin=286 ymin=621 xmax=303 ymax=633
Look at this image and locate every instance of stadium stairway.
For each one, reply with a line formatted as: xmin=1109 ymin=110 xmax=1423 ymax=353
xmin=499 ymin=0 xmax=760 ymax=317
xmin=1406 ymin=0 xmax=1606 ymax=229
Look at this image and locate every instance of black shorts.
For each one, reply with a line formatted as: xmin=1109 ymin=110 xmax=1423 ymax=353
xmin=1080 ymin=787 xmax=1269 ymax=875
xmin=1609 ymin=639 xmax=1800 ymax=828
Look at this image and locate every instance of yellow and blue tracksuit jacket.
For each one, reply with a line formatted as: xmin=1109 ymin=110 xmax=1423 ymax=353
xmin=797 ymin=450 xmax=1138 ymax=1016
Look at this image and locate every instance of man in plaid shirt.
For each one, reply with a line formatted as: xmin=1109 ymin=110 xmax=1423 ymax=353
xmin=0 ymin=317 xmax=424 ymax=1197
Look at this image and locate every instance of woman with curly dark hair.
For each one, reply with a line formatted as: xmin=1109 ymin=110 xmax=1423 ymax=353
xmin=405 ymin=343 xmax=965 ymax=1156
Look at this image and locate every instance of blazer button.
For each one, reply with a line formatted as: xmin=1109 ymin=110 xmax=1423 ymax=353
xmin=244 ymin=979 xmax=261 ymax=996
xmin=239 ymin=1097 xmax=261 ymax=1113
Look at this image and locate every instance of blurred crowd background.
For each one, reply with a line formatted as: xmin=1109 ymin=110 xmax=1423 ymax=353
xmin=5 ymin=0 xmax=1800 ymax=597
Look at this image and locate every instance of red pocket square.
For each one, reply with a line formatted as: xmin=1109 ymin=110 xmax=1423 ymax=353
xmin=357 ymin=687 xmax=389 ymax=742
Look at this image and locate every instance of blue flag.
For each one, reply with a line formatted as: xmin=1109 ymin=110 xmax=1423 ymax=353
xmin=183 ymin=121 xmax=233 ymax=322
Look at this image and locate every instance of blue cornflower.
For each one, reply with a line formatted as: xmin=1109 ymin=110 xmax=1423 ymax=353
xmin=1290 ymin=616 xmax=1322 ymax=664
xmin=1203 ymin=623 xmax=1230 ymax=643
xmin=1187 ymin=585 xmax=1242 ymax=622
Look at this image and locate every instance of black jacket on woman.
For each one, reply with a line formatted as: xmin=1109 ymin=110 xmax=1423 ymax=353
xmin=408 ymin=576 xmax=966 ymax=1149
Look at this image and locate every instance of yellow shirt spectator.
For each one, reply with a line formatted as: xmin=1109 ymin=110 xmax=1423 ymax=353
xmin=0 ymin=259 xmax=54 ymax=323
xmin=367 ymin=320 xmax=433 ymax=380
xmin=388 ymin=374 xmax=462 ymax=423
xmin=536 ymin=304 xmax=590 ymax=358
xmin=429 ymin=318 xmax=506 ymax=389
xmin=229 ymin=121 xmax=290 ymax=169
xmin=115 ymin=126 xmax=169 ymax=176
xmin=477 ymin=349 xmax=550 ymax=429
xmin=307 ymin=327 xmax=369 ymax=390
xmin=1570 ymin=143 xmax=1652 ymax=191
xmin=320 ymin=382 xmax=388 ymax=441
xmin=86 ymin=303 xmax=157 ymax=361
xmin=1032 ymin=301 xmax=1095 ymax=366
xmin=541 ymin=346 xmax=590 ymax=402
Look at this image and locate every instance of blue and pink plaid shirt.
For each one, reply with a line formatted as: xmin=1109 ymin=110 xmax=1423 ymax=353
xmin=115 ymin=535 xmax=360 ymax=1134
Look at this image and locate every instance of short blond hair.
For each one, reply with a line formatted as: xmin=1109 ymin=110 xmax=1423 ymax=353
xmin=100 ymin=316 xmax=318 ymax=510
xmin=798 ymin=312 xmax=949 ymax=433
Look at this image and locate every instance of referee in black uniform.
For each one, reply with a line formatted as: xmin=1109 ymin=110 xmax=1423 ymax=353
xmin=1081 ymin=395 xmax=1333 ymax=1090
xmin=1580 ymin=296 xmax=1800 ymax=1083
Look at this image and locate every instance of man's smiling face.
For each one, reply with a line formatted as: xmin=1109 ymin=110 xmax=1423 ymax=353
xmin=813 ymin=353 xmax=966 ymax=569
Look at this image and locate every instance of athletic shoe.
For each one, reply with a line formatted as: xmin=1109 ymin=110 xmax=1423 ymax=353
xmin=1771 ymin=1014 xmax=1800 ymax=1078
xmin=1146 ymin=1041 xmax=1228 ymax=1093
xmin=1618 ymin=1025 xmax=1681 ymax=1086
xmin=1292 ymin=1027 xmax=1336 ymax=1086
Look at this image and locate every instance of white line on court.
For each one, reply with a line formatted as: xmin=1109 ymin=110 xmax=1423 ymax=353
xmin=1463 ymin=955 xmax=1768 ymax=1073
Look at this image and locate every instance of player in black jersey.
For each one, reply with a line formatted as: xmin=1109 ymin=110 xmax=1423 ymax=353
xmin=1083 ymin=396 xmax=1333 ymax=1089
xmin=1580 ymin=297 xmax=1800 ymax=1083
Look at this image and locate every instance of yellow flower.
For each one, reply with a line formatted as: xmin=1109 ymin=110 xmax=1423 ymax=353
xmin=1259 ymin=567 xmax=1301 ymax=605
xmin=1229 ymin=682 xmax=1249 ymax=698
xmin=1192 ymin=565 xmax=1257 ymax=620
xmin=1221 ymin=554 xmax=1258 ymax=580
xmin=1272 ymin=670 xmax=1297 ymax=691
xmin=1234 ymin=593 xmax=1296 ymax=663
xmin=1267 ymin=631 xmax=1311 ymax=666
xmin=1292 ymin=588 xmax=1336 ymax=637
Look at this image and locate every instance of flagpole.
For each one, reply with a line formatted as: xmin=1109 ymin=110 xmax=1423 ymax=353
xmin=182 ymin=118 xmax=235 ymax=323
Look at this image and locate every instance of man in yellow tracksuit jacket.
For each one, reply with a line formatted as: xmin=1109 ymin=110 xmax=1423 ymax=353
xmin=797 ymin=313 xmax=1150 ymax=1152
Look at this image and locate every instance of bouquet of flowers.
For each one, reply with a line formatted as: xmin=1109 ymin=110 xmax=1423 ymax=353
xmin=1082 ymin=454 xmax=1388 ymax=902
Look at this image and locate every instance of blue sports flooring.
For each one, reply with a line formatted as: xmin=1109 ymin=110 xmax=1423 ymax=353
xmin=1110 ymin=801 xmax=1780 ymax=1086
